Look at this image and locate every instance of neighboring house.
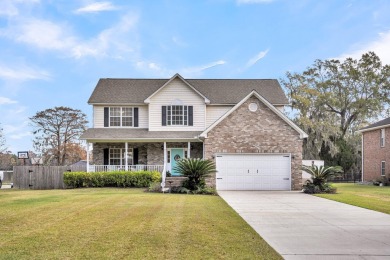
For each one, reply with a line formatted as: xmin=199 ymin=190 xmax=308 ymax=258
xmin=359 ymin=117 xmax=390 ymax=182
xmin=80 ymin=73 xmax=307 ymax=190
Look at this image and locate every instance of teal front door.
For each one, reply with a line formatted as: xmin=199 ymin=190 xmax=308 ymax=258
xmin=171 ymin=148 xmax=184 ymax=176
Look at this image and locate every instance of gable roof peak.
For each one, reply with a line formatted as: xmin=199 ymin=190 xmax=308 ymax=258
xmin=144 ymin=73 xmax=210 ymax=104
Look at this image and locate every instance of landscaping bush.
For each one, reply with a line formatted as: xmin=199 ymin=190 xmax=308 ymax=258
xmin=64 ymin=171 xmax=161 ymax=189
xmin=302 ymin=165 xmax=342 ymax=194
xmin=148 ymin=182 xmax=162 ymax=192
xmin=173 ymin=158 xmax=216 ymax=191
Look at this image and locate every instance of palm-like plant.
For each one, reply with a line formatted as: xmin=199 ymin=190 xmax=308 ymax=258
xmin=302 ymin=165 xmax=343 ymax=193
xmin=173 ymin=158 xmax=217 ymax=190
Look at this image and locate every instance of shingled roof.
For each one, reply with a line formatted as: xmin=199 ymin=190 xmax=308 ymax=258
xmin=88 ymin=77 xmax=288 ymax=105
xmin=359 ymin=117 xmax=390 ymax=132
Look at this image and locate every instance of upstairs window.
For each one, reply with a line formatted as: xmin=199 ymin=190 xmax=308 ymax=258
xmin=381 ymin=128 xmax=385 ymax=147
xmin=162 ymin=105 xmax=193 ymax=126
xmin=104 ymin=107 xmax=139 ymax=127
xmin=168 ymin=105 xmax=187 ymax=125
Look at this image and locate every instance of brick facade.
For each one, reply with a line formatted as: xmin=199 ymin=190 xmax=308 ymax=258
xmin=362 ymin=127 xmax=390 ymax=182
xmin=204 ymin=96 xmax=303 ymax=190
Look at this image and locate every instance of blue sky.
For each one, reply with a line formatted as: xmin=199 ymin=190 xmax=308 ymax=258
xmin=0 ymin=0 xmax=390 ymax=154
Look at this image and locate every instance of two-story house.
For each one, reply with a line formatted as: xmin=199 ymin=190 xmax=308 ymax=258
xmin=359 ymin=117 xmax=390 ymax=182
xmin=81 ymin=74 xmax=307 ymax=190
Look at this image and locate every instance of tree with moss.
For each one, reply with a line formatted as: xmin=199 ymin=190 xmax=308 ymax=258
xmin=282 ymin=52 xmax=390 ymax=172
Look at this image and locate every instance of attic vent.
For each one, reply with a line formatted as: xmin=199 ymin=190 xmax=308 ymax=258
xmin=249 ymin=103 xmax=258 ymax=112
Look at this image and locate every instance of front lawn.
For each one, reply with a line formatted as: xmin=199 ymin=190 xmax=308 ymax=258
xmin=316 ymin=183 xmax=390 ymax=214
xmin=0 ymin=188 xmax=281 ymax=259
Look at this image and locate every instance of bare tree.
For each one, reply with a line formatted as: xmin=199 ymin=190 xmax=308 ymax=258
xmin=30 ymin=106 xmax=88 ymax=166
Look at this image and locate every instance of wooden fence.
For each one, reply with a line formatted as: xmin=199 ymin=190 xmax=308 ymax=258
xmin=13 ymin=166 xmax=86 ymax=189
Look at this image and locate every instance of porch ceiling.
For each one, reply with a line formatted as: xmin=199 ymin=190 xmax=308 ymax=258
xmin=80 ymin=128 xmax=203 ymax=142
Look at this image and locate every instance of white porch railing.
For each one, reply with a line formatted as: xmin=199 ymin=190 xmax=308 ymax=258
xmin=88 ymin=165 xmax=164 ymax=173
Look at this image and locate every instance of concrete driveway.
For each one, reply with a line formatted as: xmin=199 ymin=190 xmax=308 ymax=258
xmin=218 ymin=191 xmax=390 ymax=260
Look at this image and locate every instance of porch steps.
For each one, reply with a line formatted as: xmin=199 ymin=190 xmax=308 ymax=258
xmin=165 ymin=177 xmax=188 ymax=187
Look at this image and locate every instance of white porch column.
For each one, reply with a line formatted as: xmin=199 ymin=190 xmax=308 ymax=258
xmin=188 ymin=142 xmax=191 ymax=158
xmin=86 ymin=142 xmax=90 ymax=172
xmin=125 ymin=142 xmax=128 ymax=171
xmin=161 ymin=142 xmax=167 ymax=189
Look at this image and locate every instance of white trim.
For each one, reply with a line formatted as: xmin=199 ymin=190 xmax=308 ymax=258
xmin=144 ymin=73 xmax=210 ymax=104
xmin=358 ymin=124 xmax=390 ymax=133
xmin=125 ymin=142 xmax=128 ymax=171
xmin=200 ymin=90 xmax=308 ymax=139
xmin=86 ymin=142 xmax=90 ymax=173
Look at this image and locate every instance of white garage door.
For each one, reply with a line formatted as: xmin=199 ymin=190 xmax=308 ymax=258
xmin=216 ymin=154 xmax=291 ymax=191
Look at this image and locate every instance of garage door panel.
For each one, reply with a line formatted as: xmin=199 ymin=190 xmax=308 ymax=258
xmin=216 ymin=154 xmax=291 ymax=191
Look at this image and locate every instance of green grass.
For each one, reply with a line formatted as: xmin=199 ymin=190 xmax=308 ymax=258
xmin=316 ymin=183 xmax=390 ymax=214
xmin=0 ymin=188 xmax=281 ymax=260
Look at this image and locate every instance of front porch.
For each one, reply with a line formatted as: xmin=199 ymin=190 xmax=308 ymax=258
xmin=87 ymin=141 xmax=203 ymax=175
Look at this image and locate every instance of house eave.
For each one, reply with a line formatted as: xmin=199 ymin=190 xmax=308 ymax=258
xmin=358 ymin=124 xmax=390 ymax=133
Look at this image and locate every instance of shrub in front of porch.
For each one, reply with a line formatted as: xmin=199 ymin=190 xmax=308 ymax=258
xmin=173 ymin=158 xmax=216 ymax=191
xmin=64 ymin=171 xmax=161 ymax=188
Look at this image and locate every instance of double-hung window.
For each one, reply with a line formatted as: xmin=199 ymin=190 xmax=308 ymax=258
xmin=109 ymin=107 xmax=133 ymax=127
xmin=109 ymin=148 xmax=133 ymax=165
xmin=162 ymin=105 xmax=193 ymax=126
xmin=381 ymin=161 xmax=386 ymax=176
xmin=167 ymin=105 xmax=188 ymax=125
xmin=381 ymin=129 xmax=385 ymax=147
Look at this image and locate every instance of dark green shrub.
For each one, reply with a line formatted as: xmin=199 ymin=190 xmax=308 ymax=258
xmin=64 ymin=170 xmax=161 ymax=189
xmin=173 ymin=158 xmax=216 ymax=191
xmin=302 ymin=165 xmax=342 ymax=194
xmin=170 ymin=186 xmax=191 ymax=194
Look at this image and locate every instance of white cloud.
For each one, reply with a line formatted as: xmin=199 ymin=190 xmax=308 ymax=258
xmin=0 ymin=97 xmax=17 ymax=105
xmin=0 ymin=13 xmax=139 ymax=59
xmin=71 ymin=14 xmax=139 ymax=59
xmin=74 ymin=1 xmax=118 ymax=14
xmin=335 ymin=30 xmax=390 ymax=65
xmin=135 ymin=59 xmax=227 ymax=77
xmin=0 ymin=64 xmax=50 ymax=81
xmin=0 ymin=0 xmax=40 ymax=17
xmin=179 ymin=60 xmax=227 ymax=77
xmin=246 ymin=49 xmax=269 ymax=68
xmin=237 ymin=0 xmax=275 ymax=4
xmin=0 ymin=18 xmax=76 ymax=51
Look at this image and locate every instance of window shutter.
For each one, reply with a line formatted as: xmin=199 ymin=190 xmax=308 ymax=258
xmin=162 ymin=106 xmax=167 ymax=126
xmin=133 ymin=148 xmax=139 ymax=165
xmin=134 ymin=107 xmax=139 ymax=127
xmin=103 ymin=148 xmax=109 ymax=165
xmin=104 ymin=107 xmax=109 ymax=127
xmin=188 ymin=106 xmax=193 ymax=126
